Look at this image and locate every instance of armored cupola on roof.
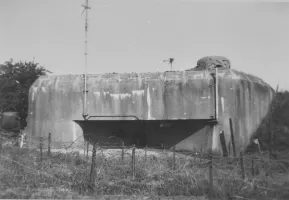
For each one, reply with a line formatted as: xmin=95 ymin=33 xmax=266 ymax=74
xmin=194 ymin=56 xmax=231 ymax=71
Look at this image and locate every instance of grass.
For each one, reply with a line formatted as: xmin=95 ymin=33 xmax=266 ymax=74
xmin=1 ymin=141 xmax=289 ymax=199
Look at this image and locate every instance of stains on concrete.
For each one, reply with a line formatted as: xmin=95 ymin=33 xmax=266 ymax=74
xmin=25 ymin=69 xmax=274 ymax=154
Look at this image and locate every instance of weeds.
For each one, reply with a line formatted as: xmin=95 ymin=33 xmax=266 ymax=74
xmin=0 ymin=143 xmax=289 ymax=199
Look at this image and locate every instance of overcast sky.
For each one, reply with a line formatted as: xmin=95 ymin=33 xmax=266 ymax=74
xmin=0 ymin=0 xmax=289 ymax=89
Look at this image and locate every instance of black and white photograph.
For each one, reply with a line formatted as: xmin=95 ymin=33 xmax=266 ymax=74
xmin=0 ymin=0 xmax=289 ymax=199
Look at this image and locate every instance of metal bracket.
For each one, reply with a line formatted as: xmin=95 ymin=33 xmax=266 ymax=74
xmin=208 ymin=116 xmax=218 ymax=127
xmin=87 ymin=115 xmax=140 ymax=120
xmin=82 ymin=114 xmax=89 ymax=120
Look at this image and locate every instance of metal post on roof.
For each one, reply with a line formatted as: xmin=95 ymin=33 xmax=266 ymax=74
xmin=163 ymin=58 xmax=174 ymax=71
xmin=81 ymin=0 xmax=91 ymax=120
xmin=209 ymin=65 xmax=222 ymax=155
xmin=215 ymin=67 xmax=219 ymax=121
xmin=210 ymin=65 xmax=222 ymax=121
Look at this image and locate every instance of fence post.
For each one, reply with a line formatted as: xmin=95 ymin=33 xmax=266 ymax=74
xmin=219 ymin=131 xmax=228 ymax=157
xmin=19 ymin=130 xmax=24 ymax=148
xmin=172 ymin=145 xmax=176 ymax=170
xmin=16 ymin=141 xmax=20 ymax=174
xmin=229 ymin=118 xmax=236 ymax=157
xmin=89 ymin=142 xmax=97 ymax=186
xmin=83 ymin=140 xmax=86 ymax=157
xmin=240 ymin=151 xmax=245 ymax=180
xmin=200 ymin=147 xmax=203 ymax=163
xmin=86 ymin=140 xmax=89 ymax=159
xmin=132 ymin=144 xmax=136 ymax=180
xmin=228 ymin=142 xmax=231 ymax=156
xmin=251 ymin=158 xmax=255 ymax=177
xmin=161 ymin=143 xmax=164 ymax=154
xmin=145 ymin=145 xmax=147 ymax=163
xmin=48 ymin=133 xmax=51 ymax=156
xmin=209 ymin=154 xmax=213 ymax=198
xmin=269 ymin=130 xmax=272 ymax=160
xmin=39 ymin=137 xmax=43 ymax=166
xmin=193 ymin=148 xmax=196 ymax=162
xmin=121 ymin=141 xmax=124 ymax=161
xmin=0 ymin=139 xmax=2 ymax=157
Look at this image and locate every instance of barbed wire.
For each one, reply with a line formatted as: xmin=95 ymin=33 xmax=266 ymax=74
xmin=1 ymin=138 xmax=289 ymax=199
xmin=19 ymin=136 xmax=289 ymax=165
xmin=5 ymin=136 xmax=289 ymax=180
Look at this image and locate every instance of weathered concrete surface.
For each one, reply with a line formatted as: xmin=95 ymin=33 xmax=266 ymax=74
xmin=24 ymin=67 xmax=274 ymax=155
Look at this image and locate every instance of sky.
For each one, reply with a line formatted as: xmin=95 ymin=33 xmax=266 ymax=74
xmin=0 ymin=0 xmax=289 ymax=90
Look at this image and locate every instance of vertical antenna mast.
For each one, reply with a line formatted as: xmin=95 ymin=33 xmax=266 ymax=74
xmin=81 ymin=0 xmax=91 ymax=120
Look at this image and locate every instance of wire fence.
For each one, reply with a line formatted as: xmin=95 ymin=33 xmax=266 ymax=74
xmin=1 ymin=134 xmax=289 ymax=199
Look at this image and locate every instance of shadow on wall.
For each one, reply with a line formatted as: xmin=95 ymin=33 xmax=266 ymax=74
xmin=247 ymin=90 xmax=289 ymax=153
xmin=74 ymin=119 xmax=213 ymax=149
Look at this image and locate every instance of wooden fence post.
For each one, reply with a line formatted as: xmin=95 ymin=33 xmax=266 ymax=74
xmin=19 ymin=130 xmax=24 ymax=148
xmin=209 ymin=154 xmax=213 ymax=198
xmin=132 ymin=144 xmax=136 ymax=180
xmin=240 ymin=151 xmax=245 ymax=180
xmin=268 ymin=129 xmax=272 ymax=160
xmin=39 ymin=137 xmax=43 ymax=166
xmin=193 ymin=148 xmax=196 ymax=162
xmin=86 ymin=140 xmax=89 ymax=159
xmin=0 ymin=139 xmax=2 ymax=157
xmin=16 ymin=142 xmax=20 ymax=174
xmin=83 ymin=140 xmax=86 ymax=157
xmin=251 ymin=158 xmax=255 ymax=177
xmin=172 ymin=145 xmax=176 ymax=170
xmin=121 ymin=141 xmax=124 ymax=161
xmin=219 ymin=131 xmax=228 ymax=157
xmin=89 ymin=142 xmax=97 ymax=186
xmin=145 ymin=145 xmax=147 ymax=163
xmin=48 ymin=133 xmax=51 ymax=156
xmin=229 ymin=118 xmax=236 ymax=157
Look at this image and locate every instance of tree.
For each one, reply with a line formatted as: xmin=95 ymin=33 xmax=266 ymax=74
xmin=0 ymin=59 xmax=51 ymax=129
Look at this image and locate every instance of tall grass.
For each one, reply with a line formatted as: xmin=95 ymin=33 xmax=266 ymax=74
xmin=1 ymin=142 xmax=289 ymax=199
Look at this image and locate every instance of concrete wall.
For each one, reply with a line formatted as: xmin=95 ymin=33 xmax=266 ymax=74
xmin=24 ymin=69 xmax=274 ymax=154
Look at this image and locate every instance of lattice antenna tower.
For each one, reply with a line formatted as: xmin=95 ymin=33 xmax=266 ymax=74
xmin=81 ymin=0 xmax=91 ymax=120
